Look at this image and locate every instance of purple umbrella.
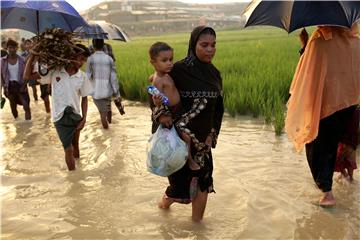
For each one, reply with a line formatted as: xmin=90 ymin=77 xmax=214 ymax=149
xmin=1 ymin=0 xmax=88 ymax=34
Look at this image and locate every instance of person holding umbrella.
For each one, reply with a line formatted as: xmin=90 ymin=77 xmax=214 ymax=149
xmin=285 ymin=24 xmax=360 ymax=207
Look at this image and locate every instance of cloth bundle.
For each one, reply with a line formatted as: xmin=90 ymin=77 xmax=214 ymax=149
xmin=30 ymin=28 xmax=81 ymax=71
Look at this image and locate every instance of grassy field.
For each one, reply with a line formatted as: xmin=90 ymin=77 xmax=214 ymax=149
xmin=109 ymin=27 xmax=303 ymax=135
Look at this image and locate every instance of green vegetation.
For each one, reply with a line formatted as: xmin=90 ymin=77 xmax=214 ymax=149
xmin=110 ymin=27 xmax=303 ymax=135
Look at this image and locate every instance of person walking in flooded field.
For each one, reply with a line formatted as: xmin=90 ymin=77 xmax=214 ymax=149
xmin=1 ymin=39 xmax=31 ymax=120
xmin=22 ymin=39 xmax=39 ymax=102
xmin=23 ymin=39 xmax=51 ymax=114
xmin=24 ymin=44 xmax=93 ymax=171
xmin=286 ymin=24 xmax=360 ymax=207
xmin=334 ymin=106 xmax=359 ymax=182
xmin=298 ymin=29 xmax=359 ymax=184
xmin=23 ymin=61 xmax=52 ymax=114
xmin=86 ymin=39 xmax=120 ymax=129
xmin=154 ymin=26 xmax=224 ymax=222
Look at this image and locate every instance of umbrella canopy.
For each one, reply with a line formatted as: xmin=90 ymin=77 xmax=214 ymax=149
xmin=1 ymin=0 xmax=88 ymax=34
xmin=243 ymin=0 xmax=360 ymax=33
xmin=74 ymin=21 xmax=130 ymax=42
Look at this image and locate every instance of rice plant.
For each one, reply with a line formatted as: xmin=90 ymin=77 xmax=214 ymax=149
xmin=110 ymin=28 xmax=303 ymax=134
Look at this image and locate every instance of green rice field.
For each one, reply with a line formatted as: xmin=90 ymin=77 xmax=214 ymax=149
xmin=109 ymin=27 xmax=305 ymax=135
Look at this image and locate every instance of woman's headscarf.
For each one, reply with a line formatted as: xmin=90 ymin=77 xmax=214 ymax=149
xmin=285 ymin=25 xmax=360 ymax=151
xmin=172 ymin=26 xmax=222 ymax=92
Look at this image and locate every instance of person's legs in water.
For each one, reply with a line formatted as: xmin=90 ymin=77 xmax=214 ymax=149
xmin=305 ymin=106 xmax=355 ymax=207
xmin=8 ymin=95 xmax=18 ymax=119
xmin=40 ymin=84 xmax=51 ymax=113
xmin=30 ymin=84 xmax=38 ymax=101
xmin=107 ymin=110 xmax=112 ymax=124
xmin=44 ymin=95 xmax=51 ymax=113
xmin=348 ymin=168 xmax=354 ymax=181
xmin=192 ymin=189 xmax=208 ymax=222
xmin=33 ymin=86 xmax=38 ymax=101
xmin=21 ymin=94 xmax=31 ymax=120
xmin=306 ymin=130 xmax=337 ymax=207
xmin=64 ymin=145 xmax=75 ymax=171
xmin=72 ymin=129 xmax=80 ymax=159
xmin=94 ymin=99 xmax=110 ymax=129
xmin=100 ymin=112 xmax=109 ymax=129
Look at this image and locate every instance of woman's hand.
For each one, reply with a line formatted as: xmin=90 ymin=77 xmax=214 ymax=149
xmin=299 ymin=28 xmax=309 ymax=49
xmin=159 ymin=115 xmax=173 ymax=128
xmin=205 ymin=135 xmax=212 ymax=149
xmin=152 ymin=95 xmax=163 ymax=107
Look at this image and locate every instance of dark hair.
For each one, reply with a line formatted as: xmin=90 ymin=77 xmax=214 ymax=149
xmin=149 ymin=42 xmax=173 ymax=60
xmin=93 ymin=39 xmax=104 ymax=50
xmin=74 ymin=44 xmax=90 ymax=57
xmin=6 ymin=39 xmax=18 ymax=48
xmin=24 ymin=39 xmax=32 ymax=44
xmin=199 ymin=27 xmax=216 ymax=38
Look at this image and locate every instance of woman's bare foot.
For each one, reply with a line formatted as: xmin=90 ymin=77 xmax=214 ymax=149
xmin=158 ymin=195 xmax=174 ymax=209
xmin=319 ymin=191 xmax=336 ymax=207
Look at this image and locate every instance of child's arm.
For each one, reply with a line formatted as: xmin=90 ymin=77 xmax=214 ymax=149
xmin=151 ymin=77 xmax=164 ymax=107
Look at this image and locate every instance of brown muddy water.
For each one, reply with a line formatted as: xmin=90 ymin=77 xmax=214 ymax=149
xmin=1 ymin=99 xmax=359 ymax=240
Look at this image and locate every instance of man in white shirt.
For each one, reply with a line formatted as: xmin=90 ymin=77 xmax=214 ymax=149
xmin=86 ymin=39 xmax=120 ymax=129
xmin=24 ymin=44 xmax=93 ymax=171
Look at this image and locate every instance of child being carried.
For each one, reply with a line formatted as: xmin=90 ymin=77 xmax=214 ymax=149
xmin=148 ymin=42 xmax=200 ymax=171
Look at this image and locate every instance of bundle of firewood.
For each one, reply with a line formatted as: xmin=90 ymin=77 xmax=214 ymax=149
xmin=30 ymin=28 xmax=82 ymax=70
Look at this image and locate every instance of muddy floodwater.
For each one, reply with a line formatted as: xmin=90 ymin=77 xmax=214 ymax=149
xmin=1 ymin=100 xmax=359 ymax=240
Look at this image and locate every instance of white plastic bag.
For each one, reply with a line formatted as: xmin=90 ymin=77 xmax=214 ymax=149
xmin=146 ymin=125 xmax=188 ymax=177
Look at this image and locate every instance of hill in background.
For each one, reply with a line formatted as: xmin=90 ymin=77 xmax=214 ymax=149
xmin=82 ymin=0 xmax=248 ymax=36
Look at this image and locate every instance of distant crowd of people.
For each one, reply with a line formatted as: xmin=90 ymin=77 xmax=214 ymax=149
xmin=1 ymin=37 xmax=123 ymax=171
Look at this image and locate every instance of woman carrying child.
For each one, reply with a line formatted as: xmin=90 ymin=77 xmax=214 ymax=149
xmin=151 ymin=26 xmax=224 ymax=222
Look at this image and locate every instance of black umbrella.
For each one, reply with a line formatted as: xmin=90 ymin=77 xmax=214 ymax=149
xmin=74 ymin=21 xmax=130 ymax=42
xmin=243 ymin=0 xmax=360 ymax=33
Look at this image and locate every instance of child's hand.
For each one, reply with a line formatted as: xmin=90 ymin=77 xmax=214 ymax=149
xmin=152 ymin=95 xmax=163 ymax=106
xmin=180 ymin=132 xmax=191 ymax=143
xmin=148 ymin=74 xmax=154 ymax=83
xmin=159 ymin=115 xmax=172 ymax=128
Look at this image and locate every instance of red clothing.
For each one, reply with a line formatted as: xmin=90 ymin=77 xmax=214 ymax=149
xmin=340 ymin=106 xmax=360 ymax=150
xmin=335 ymin=143 xmax=357 ymax=173
xmin=335 ymin=106 xmax=359 ymax=173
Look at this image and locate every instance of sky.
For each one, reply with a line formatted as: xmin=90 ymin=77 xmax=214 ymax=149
xmin=67 ymin=0 xmax=248 ymax=12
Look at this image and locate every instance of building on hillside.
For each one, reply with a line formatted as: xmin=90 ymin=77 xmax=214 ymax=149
xmin=81 ymin=0 xmax=247 ymax=36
